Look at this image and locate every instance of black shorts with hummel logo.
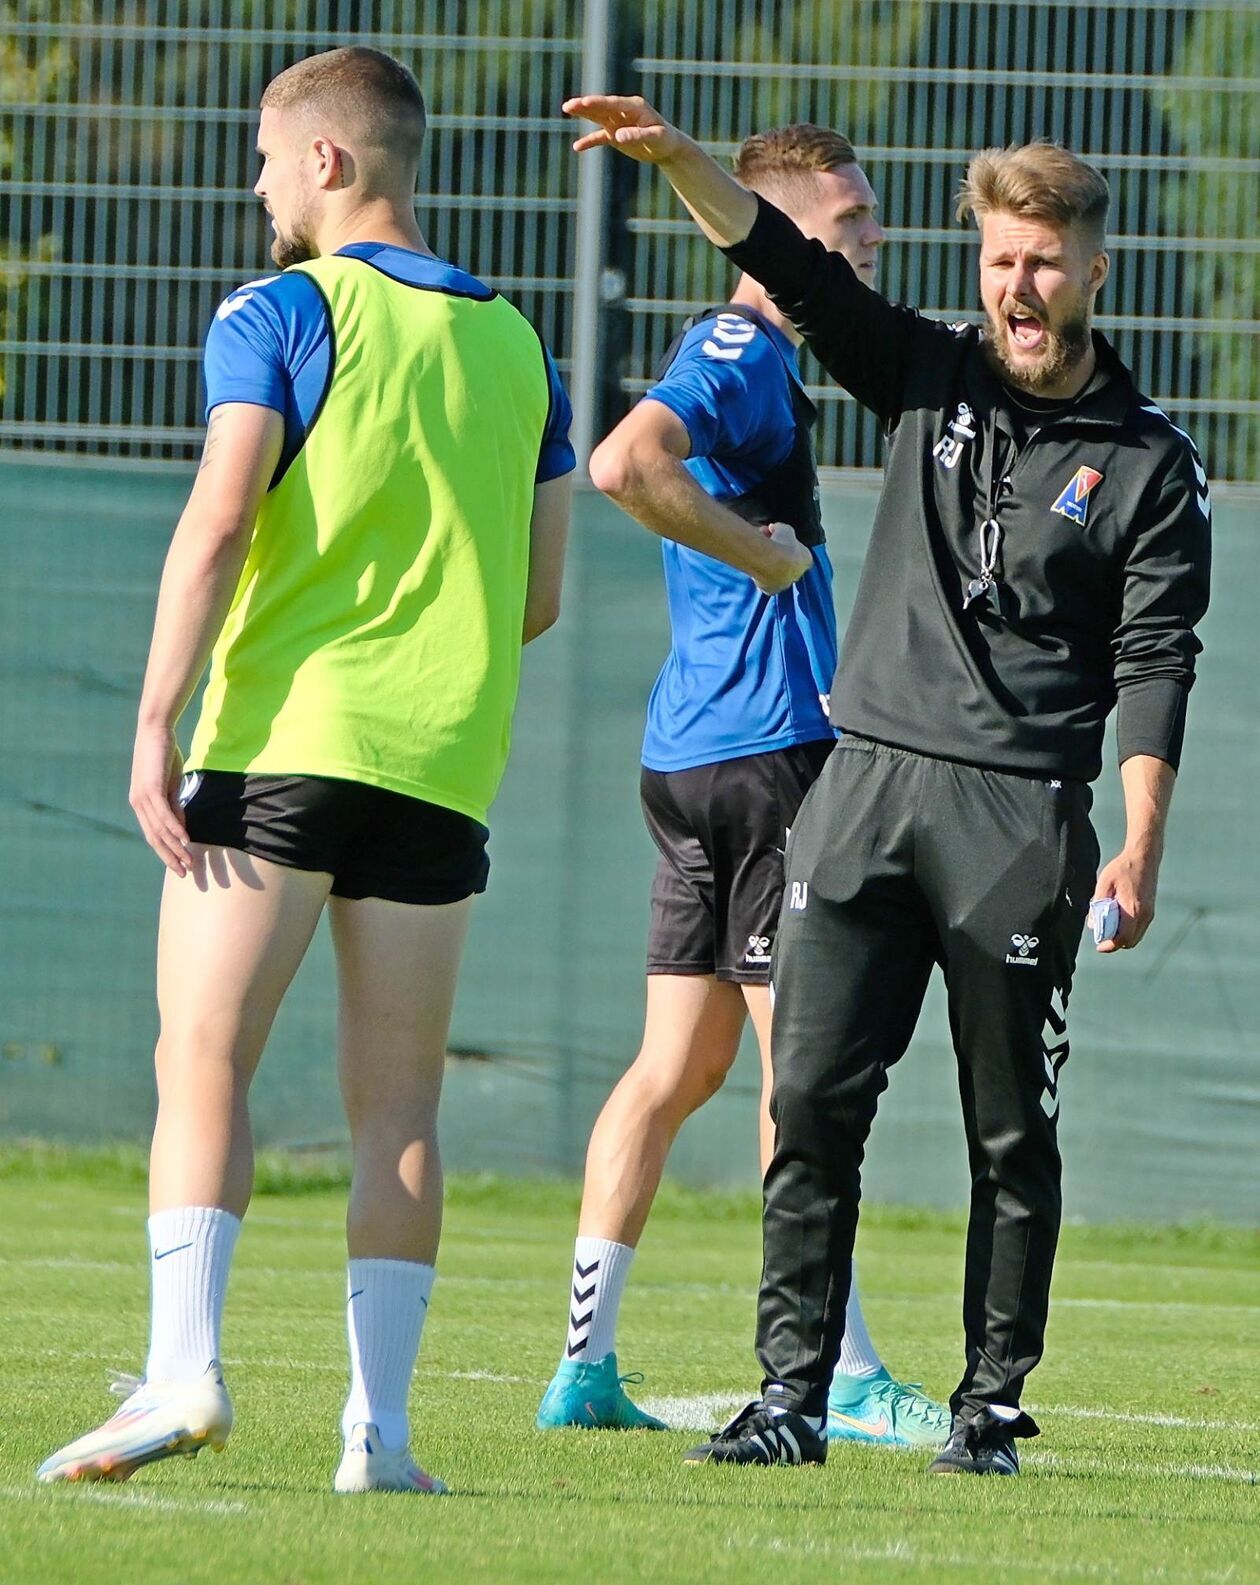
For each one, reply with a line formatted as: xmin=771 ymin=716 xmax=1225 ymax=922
xmin=640 ymin=739 xmax=834 ymax=984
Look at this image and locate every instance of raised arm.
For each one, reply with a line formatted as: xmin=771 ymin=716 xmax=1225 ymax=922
xmin=563 ymin=94 xmax=919 ymax=421
xmin=562 ymin=94 xmax=757 ymax=248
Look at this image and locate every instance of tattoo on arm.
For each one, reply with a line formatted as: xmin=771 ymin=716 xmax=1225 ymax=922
xmin=197 ymin=412 xmax=223 ymax=472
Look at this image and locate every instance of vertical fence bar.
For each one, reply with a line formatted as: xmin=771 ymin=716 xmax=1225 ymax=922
xmin=567 ymin=0 xmax=612 ymax=476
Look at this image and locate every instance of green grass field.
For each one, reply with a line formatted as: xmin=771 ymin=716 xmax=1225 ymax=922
xmin=1 ymin=1150 xmax=1257 ymax=1585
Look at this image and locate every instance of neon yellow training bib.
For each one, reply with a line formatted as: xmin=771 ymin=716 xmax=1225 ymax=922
xmin=188 ymin=254 xmax=552 ymax=825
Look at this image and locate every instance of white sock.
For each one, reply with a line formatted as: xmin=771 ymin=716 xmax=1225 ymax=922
xmin=836 ymin=1260 xmax=885 ymax=1379
xmin=144 ymin=1205 xmax=241 ymax=1383
xmin=341 ymin=1258 xmax=434 ymax=1451
xmin=565 ymin=1237 xmax=634 ymax=1362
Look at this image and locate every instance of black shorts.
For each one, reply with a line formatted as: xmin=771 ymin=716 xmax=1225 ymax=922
xmin=640 ymin=739 xmax=834 ymax=984
xmin=179 ymin=771 xmax=490 ymax=906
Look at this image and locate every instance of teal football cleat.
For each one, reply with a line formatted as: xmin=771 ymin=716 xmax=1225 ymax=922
xmin=536 ymin=1352 xmax=668 ymax=1430
xmin=826 ymin=1369 xmax=951 ymax=1447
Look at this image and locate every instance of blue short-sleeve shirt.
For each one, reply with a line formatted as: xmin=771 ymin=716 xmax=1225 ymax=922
xmin=203 ymin=245 xmax=575 ymax=488
xmin=638 ymin=312 xmax=838 ymax=772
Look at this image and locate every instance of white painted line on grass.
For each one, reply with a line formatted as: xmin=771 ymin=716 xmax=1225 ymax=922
xmin=637 ymin=1392 xmax=745 ymax=1429
xmin=446 ymin=1369 xmax=526 ymax=1384
xmin=638 ymin=1390 xmax=1260 ymax=1447
xmin=1054 ymin=1296 xmax=1260 ymax=1315
xmin=25 ymin=1345 xmax=530 ymax=1387
xmin=30 ymin=1353 xmax=1254 ymax=1437
xmin=0 ymin=1483 xmax=249 ymax=1517
xmin=1064 ymin=1258 xmax=1260 ymax=1284
xmin=1172 ymin=1463 xmax=1259 ymax=1484
xmin=1028 ymin=1451 xmax=1258 ymax=1485
xmin=17 ymin=1343 xmax=1260 ymax=1437
xmin=8 ymin=1256 xmax=1258 ymax=1316
xmin=1031 ymin=1402 xmax=1260 ymax=1434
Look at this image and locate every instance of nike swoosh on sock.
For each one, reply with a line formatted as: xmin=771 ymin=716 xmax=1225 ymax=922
xmin=153 ymin=1242 xmax=196 ymax=1261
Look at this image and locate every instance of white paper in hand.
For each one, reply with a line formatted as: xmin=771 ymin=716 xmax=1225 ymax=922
xmin=1088 ymin=897 xmax=1120 ymax=945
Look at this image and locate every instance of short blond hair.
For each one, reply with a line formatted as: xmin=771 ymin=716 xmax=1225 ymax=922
xmin=262 ymin=47 xmax=426 ymax=173
xmin=733 ymin=123 xmax=858 ymax=216
xmin=957 ymin=141 xmax=1109 ymax=248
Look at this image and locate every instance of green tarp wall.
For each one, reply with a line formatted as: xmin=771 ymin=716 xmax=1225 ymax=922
xmin=1 ymin=461 xmax=1255 ymax=1223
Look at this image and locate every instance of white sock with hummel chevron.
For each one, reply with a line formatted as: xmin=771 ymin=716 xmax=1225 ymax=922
xmin=565 ymin=1237 xmax=634 ymax=1362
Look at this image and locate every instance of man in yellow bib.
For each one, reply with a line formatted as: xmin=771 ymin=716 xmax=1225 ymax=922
xmin=37 ymin=47 xmax=574 ymax=1497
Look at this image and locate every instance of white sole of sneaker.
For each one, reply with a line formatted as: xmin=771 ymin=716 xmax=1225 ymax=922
xmin=333 ymin=1455 xmax=448 ymax=1496
xmin=332 ymin=1473 xmax=448 ymax=1495
xmin=44 ymin=1425 xmax=228 ymax=1485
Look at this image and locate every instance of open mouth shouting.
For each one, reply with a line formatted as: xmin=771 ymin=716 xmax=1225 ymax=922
xmin=1004 ymin=307 xmax=1048 ymax=355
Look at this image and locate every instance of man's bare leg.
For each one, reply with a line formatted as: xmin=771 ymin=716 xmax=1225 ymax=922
xmin=565 ymin=980 xmax=878 ymax=1370
xmin=150 ymin=847 xmax=332 ymax=1216
xmin=329 ymin=893 xmax=471 ymax=1489
xmin=579 ymin=974 xmax=747 ymax=1246
xmin=740 ymin=984 xmax=776 ymax=1177
xmin=37 ymin=849 xmax=330 ymax=1484
xmin=146 ymin=848 xmax=330 ymax=1381
xmin=538 ymin=975 xmax=746 ymax=1428
xmin=540 ymin=973 xmax=946 ymax=1438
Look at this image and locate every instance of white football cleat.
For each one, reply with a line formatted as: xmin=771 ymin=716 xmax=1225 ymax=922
xmin=36 ymin=1362 xmax=233 ymax=1484
xmin=333 ymin=1422 xmax=448 ymax=1495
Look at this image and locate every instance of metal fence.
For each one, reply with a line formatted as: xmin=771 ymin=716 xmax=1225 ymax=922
xmin=623 ymin=0 xmax=1260 ymax=478
xmin=1 ymin=1 xmax=1257 ymax=478
xmin=0 ymin=0 xmax=586 ymax=458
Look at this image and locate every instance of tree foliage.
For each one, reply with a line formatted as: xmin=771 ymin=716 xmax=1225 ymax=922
xmin=1157 ymin=7 xmax=1258 ymax=475
xmin=0 ymin=1 xmax=89 ymax=400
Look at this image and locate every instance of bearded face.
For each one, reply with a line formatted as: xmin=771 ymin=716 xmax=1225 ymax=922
xmin=267 ymin=180 xmax=318 ymax=268
xmin=976 ymin=211 xmax=1107 ymax=397
xmin=255 ymin=106 xmax=321 ymax=269
xmin=981 ymin=294 xmax=1093 ymax=394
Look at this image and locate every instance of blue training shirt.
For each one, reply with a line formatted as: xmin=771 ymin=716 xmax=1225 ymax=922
xmin=639 ymin=312 xmax=838 ymax=773
xmin=203 ymin=243 xmax=576 ymax=488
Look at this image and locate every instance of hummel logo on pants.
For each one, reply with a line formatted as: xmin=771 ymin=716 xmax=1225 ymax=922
xmin=757 ymin=736 xmax=1098 ymax=1421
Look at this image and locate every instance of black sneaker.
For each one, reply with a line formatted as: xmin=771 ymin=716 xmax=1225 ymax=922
xmin=683 ymin=1399 xmax=827 ymax=1466
xmin=927 ymin=1408 xmax=1038 ymax=1476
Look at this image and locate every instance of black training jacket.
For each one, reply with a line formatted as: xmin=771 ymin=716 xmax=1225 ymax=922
xmin=724 ymin=198 xmax=1212 ymax=783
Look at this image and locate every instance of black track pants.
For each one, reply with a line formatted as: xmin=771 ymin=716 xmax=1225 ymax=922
xmin=758 ymin=735 xmax=1099 ymax=1419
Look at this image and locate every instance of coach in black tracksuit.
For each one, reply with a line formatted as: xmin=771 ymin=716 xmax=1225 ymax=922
xmin=726 ymin=185 xmax=1212 ymax=1455
xmin=562 ymin=99 xmax=1212 ymax=1474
